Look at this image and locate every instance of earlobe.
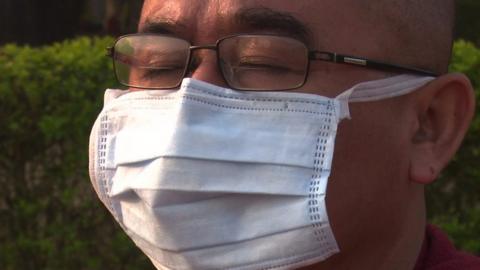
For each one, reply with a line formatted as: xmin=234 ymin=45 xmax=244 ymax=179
xmin=409 ymin=73 xmax=475 ymax=184
xmin=409 ymin=144 xmax=438 ymax=184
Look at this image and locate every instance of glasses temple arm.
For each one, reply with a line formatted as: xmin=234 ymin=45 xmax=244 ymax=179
xmin=309 ymin=51 xmax=438 ymax=77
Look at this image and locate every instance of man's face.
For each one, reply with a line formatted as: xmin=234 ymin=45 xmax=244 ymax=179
xmin=139 ymin=0 xmax=425 ymax=267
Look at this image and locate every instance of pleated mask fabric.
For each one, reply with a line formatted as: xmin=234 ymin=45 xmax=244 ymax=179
xmin=89 ymin=76 xmax=434 ymax=270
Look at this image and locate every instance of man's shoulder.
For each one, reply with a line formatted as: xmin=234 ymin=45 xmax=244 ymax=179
xmin=414 ymin=224 xmax=480 ymax=270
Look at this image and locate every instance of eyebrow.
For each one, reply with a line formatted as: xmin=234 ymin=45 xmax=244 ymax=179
xmin=234 ymin=7 xmax=313 ymax=46
xmin=139 ymin=19 xmax=188 ymax=35
xmin=138 ymin=7 xmax=313 ymax=46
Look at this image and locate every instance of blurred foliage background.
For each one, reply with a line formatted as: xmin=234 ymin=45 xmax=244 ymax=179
xmin=0 ymin=1 xmax=479 ymax=269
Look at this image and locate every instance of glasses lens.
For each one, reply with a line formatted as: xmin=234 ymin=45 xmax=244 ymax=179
xmin=113 ymin=35 xmax=190 ymax=89
xmin=218 ymin=35 xmax=309 ymax=90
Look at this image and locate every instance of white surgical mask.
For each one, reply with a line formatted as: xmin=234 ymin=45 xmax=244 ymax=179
xmin=89 ymin=75 xmax=434 ymax=270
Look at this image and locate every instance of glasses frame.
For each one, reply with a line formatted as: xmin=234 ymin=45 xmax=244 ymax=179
xmin=107 ymin=33 xmax=439 ymax=91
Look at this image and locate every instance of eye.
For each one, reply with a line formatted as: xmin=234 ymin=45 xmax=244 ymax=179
xmin=140 ymin=66 xmax=184 ymax=80
xmin=237 ymin=56 xmax=292 ymax=73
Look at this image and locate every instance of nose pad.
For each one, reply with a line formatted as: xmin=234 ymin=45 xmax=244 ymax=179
xmin=186 ymin=51 xmax=228 ymax=87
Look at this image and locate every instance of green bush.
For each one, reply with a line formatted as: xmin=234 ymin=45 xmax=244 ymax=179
xmin=0 ymin=37 xmax=151 ymax=270
xmin=0 ymin=37 xmax=478 ymax=270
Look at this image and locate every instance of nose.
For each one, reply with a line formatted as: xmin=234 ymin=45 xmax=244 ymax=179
xmin=186 ymin=48 xmax=228 ymax=88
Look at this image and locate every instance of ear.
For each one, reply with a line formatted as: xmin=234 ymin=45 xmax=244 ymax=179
xmin=409 ymin=73 xmax=476 ymax=184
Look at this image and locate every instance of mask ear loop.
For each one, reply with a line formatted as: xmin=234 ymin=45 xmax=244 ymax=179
xmin=347 ymin=75 xmax=436 ymax=103
xmin=333 ymin=75 xmax=436 ymax=120
xmin=334 ymin=88 xmax=354 ymax=120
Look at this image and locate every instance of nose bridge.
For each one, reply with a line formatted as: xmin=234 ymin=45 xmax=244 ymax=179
xmin=187 ymin=44 xmax=227 ymax=87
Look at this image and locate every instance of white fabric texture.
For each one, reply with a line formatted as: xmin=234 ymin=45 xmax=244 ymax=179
xmin=89 ymin=75 xmax=434 ymax=270
xmin=348 ymin=75 xmax=435 ymax=102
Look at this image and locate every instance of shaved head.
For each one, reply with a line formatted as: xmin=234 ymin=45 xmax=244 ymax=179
xmin=356 ymin=0 xmax=455 ymax=73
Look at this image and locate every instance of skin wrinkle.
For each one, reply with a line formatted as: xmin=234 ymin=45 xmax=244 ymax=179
xmin=141 ymin=7 xmax=314 ymax=46
xmin=140 ymin=0 xmax=454 ymax=74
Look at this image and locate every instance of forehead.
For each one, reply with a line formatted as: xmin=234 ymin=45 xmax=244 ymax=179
xmin=140 ymin=0 xmax=392 ymax=58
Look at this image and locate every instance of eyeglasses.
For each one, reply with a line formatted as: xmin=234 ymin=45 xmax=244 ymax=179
xmin=107 ymin=33 xmax=438 ymax=91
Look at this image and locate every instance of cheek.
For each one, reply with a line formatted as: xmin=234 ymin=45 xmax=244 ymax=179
xmin=325 ymin=101 xmax=412 ymax=251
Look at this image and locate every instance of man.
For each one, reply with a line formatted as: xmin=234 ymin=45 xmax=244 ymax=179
xmin=89 ymin=0 xmax=479 ymax=269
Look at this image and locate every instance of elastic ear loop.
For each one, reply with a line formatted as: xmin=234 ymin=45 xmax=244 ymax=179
xmin=335 ymin=88 xmax=354 ymax=120
xmin=333 ymin=75 xmax=435 ymax=120
xmin=344 ymin=75 xmax=436 ymax=103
